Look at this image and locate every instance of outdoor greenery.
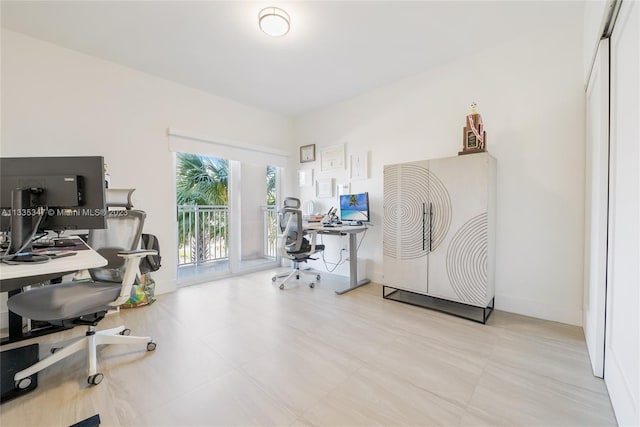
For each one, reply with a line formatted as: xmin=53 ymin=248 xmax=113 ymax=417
xmin=266 ymin=165 xmax=276 ymax=206
xmin=176 ymin=153 xmax=278 ymax=265
xmin=176 ymin=153 xmax=229 ymax=264
xmin=176 ymin=153 xmax=229 ymax=206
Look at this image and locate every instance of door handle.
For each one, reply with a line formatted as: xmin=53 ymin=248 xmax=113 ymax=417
xmin=429 ymin=203 xmax=433 ymax=252
xmin=422 ymin=203 xmax=426 ymax=251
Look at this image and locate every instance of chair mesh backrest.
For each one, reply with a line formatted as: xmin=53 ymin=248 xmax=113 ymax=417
xmin=278 ymin=198 xmax=301 ymax=231
xmin=279 ymin=207 xmax=304 ymax=252
xmin=283 ymin=197 xmax=300 ymax=209
xmin=87 ymin=209 xmax=146 ymax=283
xmin=278 ymin=198 xmax=304 ymax=251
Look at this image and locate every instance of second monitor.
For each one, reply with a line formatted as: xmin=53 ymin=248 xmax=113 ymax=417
xmin=339 ymin=192 xmax=369 ymax=223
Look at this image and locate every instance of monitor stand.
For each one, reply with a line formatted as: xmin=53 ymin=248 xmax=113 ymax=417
xmin=7 ymin=187 xmax=45 ymax=262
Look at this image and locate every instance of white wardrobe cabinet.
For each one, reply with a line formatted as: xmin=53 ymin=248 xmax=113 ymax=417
xmin=383 ymin=153 xmax=496 ymax=322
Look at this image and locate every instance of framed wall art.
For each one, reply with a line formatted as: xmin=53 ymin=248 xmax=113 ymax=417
xmin=321 ymin=144 xmax=345 ymax=171
xmin=298 ymin=169 xmax=313 ymax=187
xmin=349 ymin=151 xmax=368 ymax=180
xmin=316 ymin=178 xmax=333 ymax=198
xmin=300 ymin=144 xmax=316 ymax=163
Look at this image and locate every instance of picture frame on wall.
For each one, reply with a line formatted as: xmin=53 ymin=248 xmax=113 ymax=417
xmin=298 ymin=169 xmax=313 ymax=187
xmin=321 ymin=144 xmax=345 ymax=171
xmin=300 ymin=144 xmax=316 ymax=163
xmin=350 ymin=151 xmax=368 ymax=180
xmin=337 ymin=182 xmax=350 ymax=196
xmin=316 ymin=178 xmax=333 ymax=198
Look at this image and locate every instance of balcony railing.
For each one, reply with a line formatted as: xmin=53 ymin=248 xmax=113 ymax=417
xmin=264 ymin=205 xmax=278 ymax=259
xmin=178 ymin=205 xmax=278 ymax=267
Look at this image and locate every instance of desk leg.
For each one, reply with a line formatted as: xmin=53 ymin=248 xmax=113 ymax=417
xmin=335 ymin=232 xmax=370 ymax=295
xmin=8 ymin=290 xmax=24 ymax=340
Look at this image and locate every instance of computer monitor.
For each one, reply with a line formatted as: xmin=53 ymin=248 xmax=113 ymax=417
xmin=1 ymin=156 xmax=107 ymax=257
xmin=339 ymin=192 xmax=370 ymax=222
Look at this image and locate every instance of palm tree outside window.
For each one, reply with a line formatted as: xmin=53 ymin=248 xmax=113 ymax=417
xmin=176 ymin=153 xmax=229 ymax=265
xmin=176 ymin=153 xmax=278 ymax=268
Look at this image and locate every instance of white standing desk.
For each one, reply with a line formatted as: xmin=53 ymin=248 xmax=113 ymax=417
xmin=304 ymin=223 xmax=370 ymax=294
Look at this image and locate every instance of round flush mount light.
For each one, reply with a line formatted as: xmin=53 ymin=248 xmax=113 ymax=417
xmin=259 ymin=7 xmax=290 ymax=37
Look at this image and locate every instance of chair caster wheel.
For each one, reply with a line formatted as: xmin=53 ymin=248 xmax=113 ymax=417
xmin=279 ymin=284 xmax=284 ymax=290
xmin=120 ymin=328 xmax=131 ymax=336
xmin=15 ymin=377 xmax=32 ymax=390
xmin=88 ymin=373 xmax=104 ymax=386
xmin=51 ymin=347 xmax=62 ymax=354
xmin=147 ymin=341 xmax=157 ymax=351
xmin=316 ymin=274 xmax=321 ymax=280
xmin=272 ymin=276 xmax=276 ymax=282
xmin=310 ymin=283 xmax=315 ymax=288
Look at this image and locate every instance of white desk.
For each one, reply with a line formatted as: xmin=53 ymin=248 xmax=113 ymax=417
xmin=0 ymin=245 xmax=106 ymax=282
xmin=0 ymin=238 xmax=106 ymax=402
xmin=304 ymin=223 xmax=370 ymax=294
xmin=1 ymin=238 xmax=107 ymax=343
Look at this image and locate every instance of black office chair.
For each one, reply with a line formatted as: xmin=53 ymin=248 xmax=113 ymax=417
xmin=7 ymin=189 xmax=157 ymax=389
xmin=271 ymin=197 xmax=324 ymax=289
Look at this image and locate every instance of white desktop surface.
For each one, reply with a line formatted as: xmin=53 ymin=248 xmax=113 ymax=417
xmin=304 ymin=223 xmax=367 ymax=233
xmin=0 ymin=241 xmax=107 ymax=281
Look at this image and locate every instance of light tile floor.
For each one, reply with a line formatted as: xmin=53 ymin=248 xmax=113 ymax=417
xmin=0 ymin=270 xmax=617 ymax=426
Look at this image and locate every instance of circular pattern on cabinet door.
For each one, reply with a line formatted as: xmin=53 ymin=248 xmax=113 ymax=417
xmin=383 ymin=163 xmax=452 ymax=259
xmin=446 ymin=213 xmax=488 ymax=306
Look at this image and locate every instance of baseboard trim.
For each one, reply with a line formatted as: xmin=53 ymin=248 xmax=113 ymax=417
xmin=496 ymin=294 xmax=583 ymax=326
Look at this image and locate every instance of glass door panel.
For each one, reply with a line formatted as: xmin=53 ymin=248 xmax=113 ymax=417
xmin=237 ymin=163 xmax=279 ymax=272
xmin=176 ymin=153 xmax=230 ymax=282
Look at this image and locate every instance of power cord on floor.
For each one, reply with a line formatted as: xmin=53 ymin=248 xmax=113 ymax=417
xmin=320 ymin=234 xmax=347 ymax=272
xmin=319 ymin=226 xmax=368 ymax=273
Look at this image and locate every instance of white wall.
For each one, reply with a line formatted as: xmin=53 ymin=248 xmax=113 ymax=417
xmin=295 ymin=17 xmax=586 ymax=325
xmin=0 ymin=29 xmax=294 ymax=299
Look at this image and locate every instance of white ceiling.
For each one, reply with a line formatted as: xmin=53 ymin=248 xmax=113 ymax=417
xmin=1 ymin=1 xmax=580 ymax=117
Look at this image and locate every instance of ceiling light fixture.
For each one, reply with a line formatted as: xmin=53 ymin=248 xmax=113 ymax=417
xmin=259 ymin=7 xmax=290 ymax=37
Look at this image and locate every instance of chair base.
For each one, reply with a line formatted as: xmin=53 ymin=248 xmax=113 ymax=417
xmin=1 ymin=343 xmax=39 ymax=403
xmin=13 ymin=324 xmax=155 ymax=389
xmin=272 ymin=262 xmax=321 ymax=290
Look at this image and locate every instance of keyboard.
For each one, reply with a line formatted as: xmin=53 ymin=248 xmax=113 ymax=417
xmin=32 ymin=238 xmax=80 ymax=248
xmin=32 ymin=249 xmax=78 ymax=259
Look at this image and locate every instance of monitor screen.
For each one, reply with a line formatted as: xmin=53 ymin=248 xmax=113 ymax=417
xmin=339 ymin=192 xmax=369 ymax=222
xmin=0 ymin=156 xmax=107 ymax=233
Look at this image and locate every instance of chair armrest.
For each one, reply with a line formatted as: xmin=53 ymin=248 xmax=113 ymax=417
xmin=306 ymin=230 xmax=318 ymax=253
xmin=117 ymin=250 xmax=158 ymax=258
xmin=108 ymin=250 xmax=157 ymax=307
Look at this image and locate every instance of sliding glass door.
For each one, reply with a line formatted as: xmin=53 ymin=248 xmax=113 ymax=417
xmin=236 ymin=163 xmax=279 ymax=272
xmin=176 ymin=153 xmax=231 ymax=280
xmin=176 ymin=152 xmax=281 ymax=284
